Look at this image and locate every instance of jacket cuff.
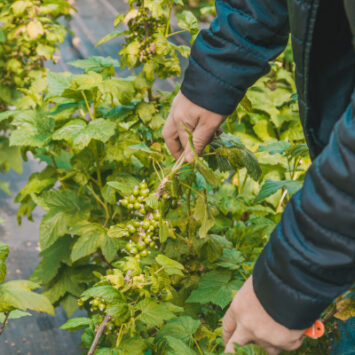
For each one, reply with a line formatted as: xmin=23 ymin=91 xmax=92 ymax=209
xmin=252 ymin=247 xmax=330 ymax=330
xmin=180 ymin=56 xmax=246 ymax=116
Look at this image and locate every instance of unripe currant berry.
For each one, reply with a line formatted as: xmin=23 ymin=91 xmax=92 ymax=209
xmin=139 ymin=208 xmax=146 ymax=214
xmin=142 ymin=220 xmax=150 ymax=229
xmin=128 ymin=203 xmax=134 ymax=210
xmin=137 ymin=242 xmax=145 ymax=251
xmin=138 ymin=195 xmax=145 ymax=202
xmin=149 ymin=241 xmax=156 ymax=248
xmin=134 ymin=202 xmax=141 ymax=210
xmin=127 ymin=224 xmax=136 ymax=234
xmin=139 ymin=181 xmax=148 ymax=190
xmin=140 ymin=249 xmax=148 ymax=257
xmin=141 ymin=189 xmax=149 ymax=197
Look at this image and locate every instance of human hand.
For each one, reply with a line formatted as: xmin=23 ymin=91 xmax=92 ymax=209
xmin=162 ymin=91 xmax=226 ymax=162
xmin=223 ymin=277 xmax=305 ymax=355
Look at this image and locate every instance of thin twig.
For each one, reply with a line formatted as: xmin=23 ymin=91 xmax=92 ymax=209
xmin=0 ymin=312 xmax=10 ymax=336
xmin=322 ymin=306 xmax=337 ymax=323
xmin=88 ymin=314 xmax=112 ymax=355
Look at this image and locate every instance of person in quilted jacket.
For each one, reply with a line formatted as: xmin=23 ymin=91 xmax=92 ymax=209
xmin=163 ymin=0 xmax=355 ymax=353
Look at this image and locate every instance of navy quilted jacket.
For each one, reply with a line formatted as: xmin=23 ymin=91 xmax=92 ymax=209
xmin=181 ymin=0 xmax=355 ymax=329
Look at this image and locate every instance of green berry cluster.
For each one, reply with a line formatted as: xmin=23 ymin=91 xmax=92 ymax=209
xmin=119 ymin=181 xmax=161 ymax=261
xmin=119 ymin=181 xmax=150 ymax=214
xmin=78 ymin=297 xmax=106 ymax=313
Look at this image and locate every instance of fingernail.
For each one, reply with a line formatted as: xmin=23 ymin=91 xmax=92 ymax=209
xmin=185 ymin=152 xmax=193 ymax=162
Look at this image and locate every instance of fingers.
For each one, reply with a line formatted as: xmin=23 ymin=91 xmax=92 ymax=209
xmin=222 ymin=307 xmax=236 ymax=345
xmin=225 ymin=327 xmax=252 ymax=353
xmin=184 ymin=117 xmax=221 ymax=162
xmin=162 ymin=113 xmax=183 ymax=159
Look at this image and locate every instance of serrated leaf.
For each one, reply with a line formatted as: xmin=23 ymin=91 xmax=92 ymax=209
xmin=137 ymin=299 xmax=176 ymax=328
xmin=10 ymin=110 xmax=55 ymax=148
xmin=254 ymin=179 xmax=303 ymax=203
xmin=165 ymin=336 xmax=197 ymax=355
xmin=157 ymin=316 xmax=200 ymax=343
xmin=334 ymin=297 xmax=355 ymax=321
xmin=0 ymin=280 xmax=54 ymax=315
xmin=39 ymin=190 xmax=90 ymax=250
xmin=156 ymin=255 xmax=184 ymax=276
xmin=0 ymin=242 xmax=9 ymax=283
xmin=70 ymin=222 xmax=106 ymax=262
xmin=176 ymin=11 xmax=198 ymax=35
xmin=46 ymin=72 xmax=73 ymax=98
xmin=0 ymin=310 xmax=31 ymax=323
xmin=257 ymin=141 xmax=291 ymax=155
xmin=107 ymin=174 xmax=140 ymax=196
xmin=60 ymin=317 xmax=92 ymax=331
xmin=194 ymin=194 xmax=215 ymax=239
xmin=31 ymin=235 xmax=74 ymax=284
xmin=53 ymin=118 xmax=116 ymax=151
xmin=187 ymin=270 xmax=242 ymax=308
xmin=27 ymin=20 xmax=44 ymax=39
xmin=81 ymin=285 xmax=125 ymax=304
xmin=61 ymin=294 xmax=78 ymax=317
xmin=216 ymin=249 xmax=244 ymax=270
xmin=68 ymin=56 xmax=120 ymax=72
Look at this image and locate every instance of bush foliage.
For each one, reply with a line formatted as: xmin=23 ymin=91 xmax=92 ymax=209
xmin=1 ymin=0 xmax=353 ymax=354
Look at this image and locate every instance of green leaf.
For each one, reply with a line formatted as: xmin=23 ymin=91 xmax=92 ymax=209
xmin=0 ymin=28 xmax=5 ymax=43
xmin=107 ymin=174 xmax=140 ymax=196
xmin=198 ymin=234 xmax=233 ymax=263
xmin=216 ymin=249 xmax=244 ymax=270
xmin=107 ymin=224 xmax=127 ymax=238
xmin=0 ymin=310 xmax=31 ymax=323
xmin=52 ymin=118 xmax=116 ymax=151
xmin=0 ymin=280 xmax=54 ymax=315
xmin=157 ymin=316 xmax=200 ymax=343
xmin=81 ymin=285 xmax=125 ymax=304
xmin=0 ymin=180 xmax=11 ymax=196
xmin=46 ymin=72 xmax=73 ymax=98
xmin=42 ymin=267 xmax=85 ymax=303
xmin=39 ymin=190 xmax=90 ymax=250
xmin=61 ymin=294 xmax=78 ymax=317
xmin=257 ymin=141 xmax=291 ymax=155
xmin=194 ymin=194 xmax=215 ymax=239
xmin=69 ymin=56 xmax=120 ymax=72
xmin=187 ymin=270 xmax=242 ymax=308
xmin=60 ymin=317 xmax=92 ymax=331
xmin=137 ymin=299 xmax=176 ymax=328
xmin=70 ymin=222 xmax=106 ymax=262
xmin=10 ymin=110 xmax=55 ymax=148
xmin=165 ymin=336 xmax=197 ymax=355
xmin=176 ymin=11 xmax=199 ymax=35
xmin=96 ymin=31 xmax=125 ymax=47
xmin=0 ymin=242 xmax=9 ymax=283
xmin=31 ymin=235 xmax=74 ymax=284
xmin=254 ymin=179 xmax=303 ymax=203
xmin=155 ymin=255 xmax=184 ymax=276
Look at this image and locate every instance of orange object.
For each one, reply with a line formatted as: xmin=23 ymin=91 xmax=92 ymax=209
xmin=304 ymin=320 xmax=325 ymax=339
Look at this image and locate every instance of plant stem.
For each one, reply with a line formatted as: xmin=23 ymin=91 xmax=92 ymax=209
xmin=193 ymin=336 xmax=203 ymax=355
xmin=87 ymin=184 xmax=110 ymax=226
xmin=276 ymin=188 xmax=288 ymax=213
xmin=81 ymin=91 xmax=95 ymax=120
xmin=166 ymin=29 xmax=188 ymax=38
xmin=0 ymin=312 xmax=10 ymax=336
xmin=165 ymin=0 xmax=173 ymax=37
xmin=88 ymin=314 xmax=112 ymax=355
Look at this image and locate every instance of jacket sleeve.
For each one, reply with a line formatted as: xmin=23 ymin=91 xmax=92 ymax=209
xmin=253 ymin=92 xmax=355 ymax=329
xmin=180 ymin=0 xmax=290 ymax=115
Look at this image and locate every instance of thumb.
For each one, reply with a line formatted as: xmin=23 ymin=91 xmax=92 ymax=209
xmin=184 ymin=119 xmax=220 ymax=162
